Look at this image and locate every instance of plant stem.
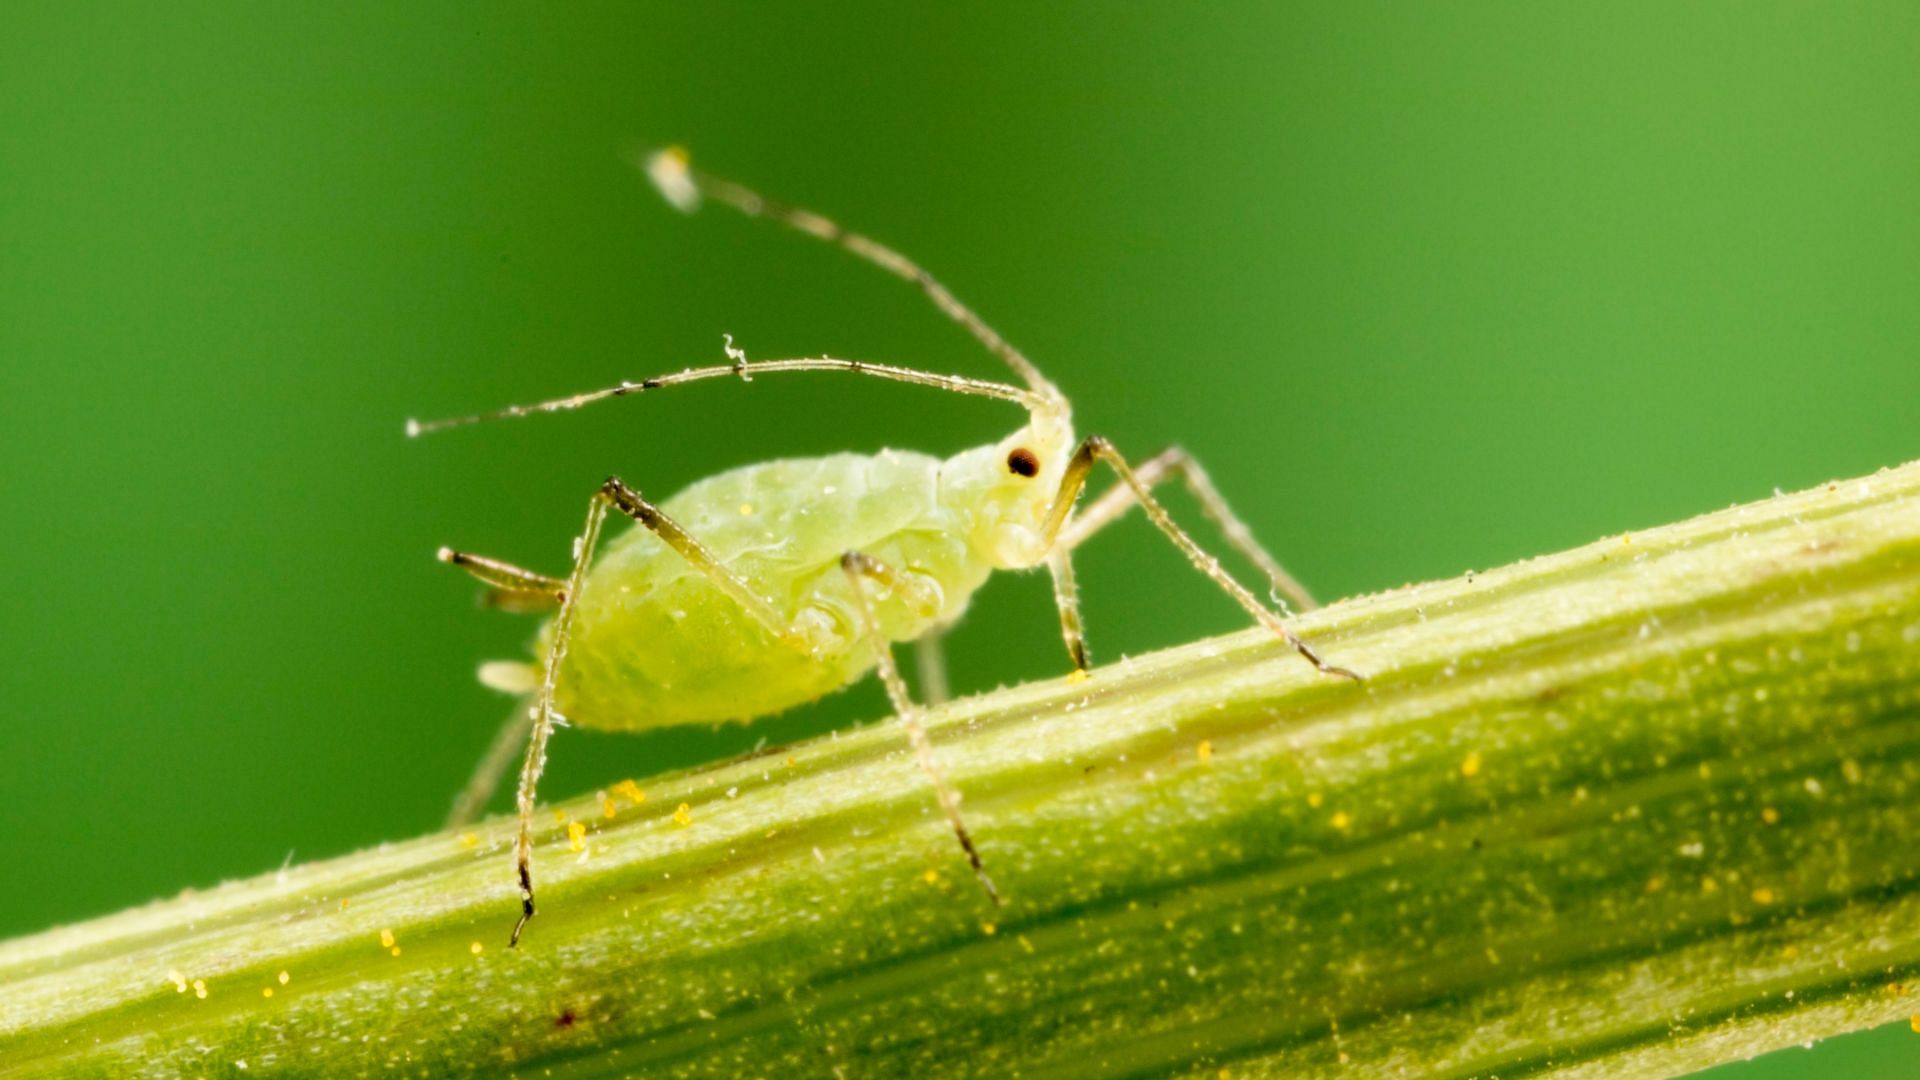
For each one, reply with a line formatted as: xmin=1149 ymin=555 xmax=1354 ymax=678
xmin=6 ymin=462 xmax=1920 ymax=1078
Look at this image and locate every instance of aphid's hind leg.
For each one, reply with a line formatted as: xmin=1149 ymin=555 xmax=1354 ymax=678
xmin=445 ymin=697 xmax=536 ymax=829
xmin=506 ymin=476 xmax=810 ymax=947
xmin=1057 ymin=446 xmax=1320 ymax=616
xmin=1039 ymin=438 xmax=1360 ymax=682
xmin=438 ymin=548 xmax=566 ymax=612
xmin=505 ymin=485 xmax=620 ymax=947
xmin=434 ymin=547 xmax=558 ymax=829
xmin=842 ymin=552 xmax=1001 ymax=907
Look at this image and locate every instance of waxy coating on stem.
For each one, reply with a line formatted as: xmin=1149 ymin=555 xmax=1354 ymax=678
xmin=409 ymin=146 xmax=1356 ymax=944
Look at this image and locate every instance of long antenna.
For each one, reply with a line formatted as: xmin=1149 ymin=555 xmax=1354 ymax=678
xmin=405 ymin=353 xmax=1042 ymax=438
xmin=644 ymin=147 xmax=1063 ymax=402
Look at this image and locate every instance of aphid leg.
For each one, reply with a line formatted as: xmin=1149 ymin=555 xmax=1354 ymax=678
xmin=433 ymin=550 xmax=557 ymax=827
xmin=1044 ymin=547 xmax=1091 ymax=675
xmin=1058 ymin=446 xmax=1319 ymax=615
xmin=445 ymin=698 xmax=536 ymax=829
xmin=438 ymin=548 xmax=566 ymax=612
xmin=438 ymin=547 xmax=566 ymax=592
xmin=913 ymin=631 xmax=952 ymax=706
xmin=595 ymin=479 xmax=805 ymax=647
xmin=1039 ymin=437 xmax=1361 ymax=682
xmin=506 ymin=475 xmax=814 ymax=946
xmin=841 ymin=552 xmax=1001 ymax=906
xmin=480 ymin=588 xmax=563 ymax=614
xmin=508 ymin=488 xmax=616 ymax=947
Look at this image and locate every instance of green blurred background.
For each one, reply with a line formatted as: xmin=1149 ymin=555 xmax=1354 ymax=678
xmin=3 ymin=3 xmax=1916 ymax=1074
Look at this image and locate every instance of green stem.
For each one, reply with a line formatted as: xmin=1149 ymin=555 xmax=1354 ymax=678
xmin=7 ymin=463 xmax=1920 ymax=1078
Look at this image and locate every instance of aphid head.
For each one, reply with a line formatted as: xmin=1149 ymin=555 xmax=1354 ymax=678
xmin=946 ymin=397 xmax=1076 ymax=570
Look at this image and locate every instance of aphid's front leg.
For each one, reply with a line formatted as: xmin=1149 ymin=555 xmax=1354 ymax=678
xmin=1057 ymin=445 xmax=1320 ymax=615
xmin=1038 ymin=438 xmax=1361 ymax=682
xmin=841 ymin=552 xmax=1001 ymax=907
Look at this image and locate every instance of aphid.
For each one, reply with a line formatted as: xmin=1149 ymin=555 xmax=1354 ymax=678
xmin=410 ymin=147 xmax=1360 ymax=945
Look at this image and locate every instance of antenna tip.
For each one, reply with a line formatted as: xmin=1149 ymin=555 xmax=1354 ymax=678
xmin=404 ymin=417 xmax=422 ymax=438
xmin=645 ymin=146 xmax=701 ymax=213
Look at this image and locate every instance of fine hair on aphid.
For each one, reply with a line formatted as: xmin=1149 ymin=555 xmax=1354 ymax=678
xmin=410 ymin=146 xmax=1360 ymax=946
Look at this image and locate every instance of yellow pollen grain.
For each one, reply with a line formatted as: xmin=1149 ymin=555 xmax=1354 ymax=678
xmin=1307 ymin=792 xmax=1324 ymax=809
xmin=339 ymin=898 xmax=350 ymax=910
xmin=1018 ymin=935 xmax=1035 ymax=954
xmin=923 ymin=869 xmax=940 ymax=885
xmin=1330 ymin=811 xmax=1352 ymax=830
xmin=379 ymin=928 xmax=396 ymax=949
xmin=981 ymin=922 xmax=997 ymax=936
xmin=193 ymin=979 xmax=208 ymax=1000
xmin=1645 ymin=876 xmax=1666 ymax=894
xmin=739 ymin=502 xmax=754 ymax=516
xmin=470 ymin=941 xmax=485 ymax=955
xmin=1460 ymin=750 xmax=1483 ymax=778
xmin=167 ymin=969 xmax=187 ymax=993
xmin=1761 ymin=807 xmax=1779 ymax=825
xmin=1752 ymin=887 xmax=1777 ymax=906
xmin=568 ymin=821 xmax=588 ymax=852
xmin=458 ymin=832 xmax=479 ymax=848
xmin=602 ymin=798 xmax=618 ymax=820
xmin=673 ymin=802 xmax=694 ymax=827
xmin=1911 ymin=1014 xmax=1920 ymax=1034
xmin=277 ymin=970 xmax=289 ymax=986
xmin=390 ymin=946 xmax=402 ymax=957
xmin=785 ymin=756 xmax=797 ymax=768
xmin=1066 ymin=669 xmax=1090 ymax=684
xmin=1196 ymin=740 xmax=1213 ymax=764
xmin=262 ymin=987 xmax=273 ymax=999
xmin=552 ymin=809 xmax=569 ymax=825
xmin=613 ymin=779 xmax=646 ymax=806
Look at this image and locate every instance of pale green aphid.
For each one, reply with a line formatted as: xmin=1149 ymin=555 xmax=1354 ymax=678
xmin=409 ymin=148 xmax=1359 ymax=946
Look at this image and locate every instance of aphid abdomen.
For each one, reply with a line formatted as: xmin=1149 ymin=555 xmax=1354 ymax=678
xmin=547 ymin=450 xmax=993 ymax=730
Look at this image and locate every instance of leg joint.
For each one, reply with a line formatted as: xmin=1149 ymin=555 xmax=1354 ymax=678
xmin=844 ymin=549 xmax=901 ymax=579
xmin=599 ymin=476 xmax=660 ymax=524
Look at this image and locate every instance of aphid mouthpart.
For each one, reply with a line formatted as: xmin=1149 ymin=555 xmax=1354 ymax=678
xmin=424 ymin=148 xmax=1357 ymax=945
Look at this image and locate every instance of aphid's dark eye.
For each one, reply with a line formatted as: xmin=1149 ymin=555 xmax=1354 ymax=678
xmin=1006 ymin=448 xmax=1040 ymax=478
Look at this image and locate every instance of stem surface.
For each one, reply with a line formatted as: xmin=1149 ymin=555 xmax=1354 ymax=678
xmin=6 ymin=463 xmax=1920 ymax=1078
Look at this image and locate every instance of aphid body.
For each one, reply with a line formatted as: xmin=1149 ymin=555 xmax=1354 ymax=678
xmin=546 ymin=421 xmax=1067 ymax=728
xmin=415 ymin=148 xmax=1356 ymax=945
